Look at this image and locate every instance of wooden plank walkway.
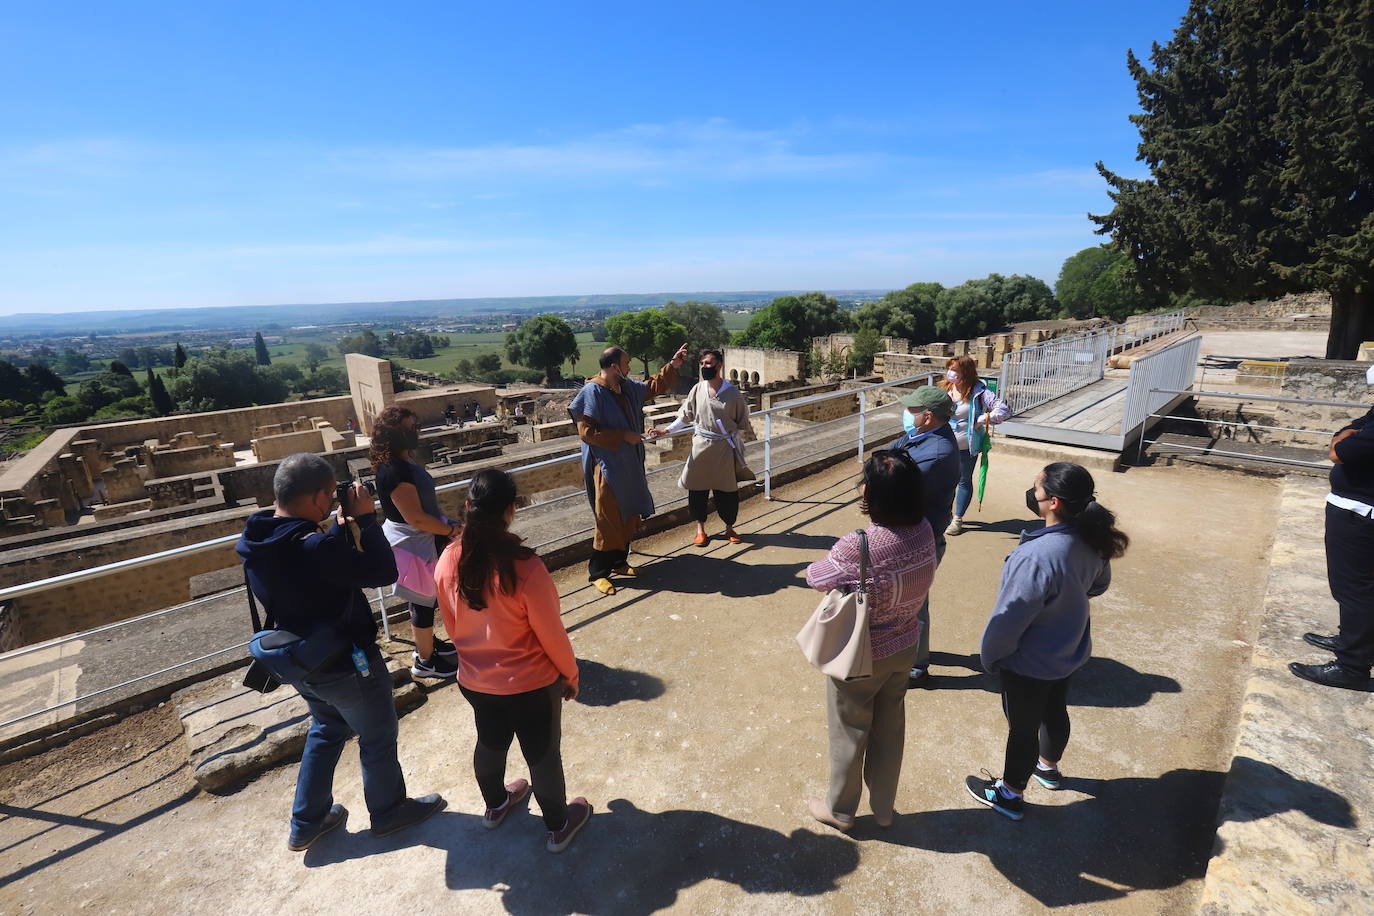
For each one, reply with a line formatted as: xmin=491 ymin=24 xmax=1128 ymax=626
xmin=1015 ymin=377 xmax=1128 ymax=435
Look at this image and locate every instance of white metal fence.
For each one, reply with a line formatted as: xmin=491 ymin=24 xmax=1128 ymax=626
xmin=0 ymin=371 xmax=938 ymax=737
xmin=998 ymin=310 xmax=1186 ymax=417
xmin=1120 ymin=334 xmax=1203 ymax=438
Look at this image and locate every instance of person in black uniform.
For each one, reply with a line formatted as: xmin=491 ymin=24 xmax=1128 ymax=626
xmin=1290 ymin=369 xmax=1374 ymax=691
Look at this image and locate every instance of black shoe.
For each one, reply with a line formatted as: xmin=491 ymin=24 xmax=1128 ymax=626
xmin=965 ymin=772 xmax=1024 ymax=821
xmin=411 ymin=651 xmax=457 ymax=679
xmin=1288 ymin=661 xmax=1370 ymax=691
xmin=288 ymin=804 xmax=348 ymax=851
xmin=907 ymin=667 xmax=931 ymax=689
xmin=430 ymin=636 xmax=458 ymax=658
xmin=372 ymin=794 xmax=447 ymax=837
xmin=1032 ymin=766 xmax=1062 ymax=790
xmin=1302 ymin=632 xmax=1342 ymax=653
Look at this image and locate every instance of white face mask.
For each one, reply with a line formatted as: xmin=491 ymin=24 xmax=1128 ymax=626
xmin=946 ymin=369 xmax=960 ymax=383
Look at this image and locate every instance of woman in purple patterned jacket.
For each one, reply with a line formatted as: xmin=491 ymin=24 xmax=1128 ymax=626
xmin=804 ymin=450 xmax=937 ymax=832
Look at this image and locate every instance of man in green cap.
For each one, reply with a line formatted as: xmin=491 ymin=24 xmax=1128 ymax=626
xmin=891 ymin=385 xmax=959 ymax=687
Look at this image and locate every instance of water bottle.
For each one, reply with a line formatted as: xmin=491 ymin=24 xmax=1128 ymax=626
xmin=351 ymin=647 xmax=371 ymax=677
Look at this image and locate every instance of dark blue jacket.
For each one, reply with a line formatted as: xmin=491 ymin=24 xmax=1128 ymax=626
xmin=236 ymin=510 xmax=399 ymax=665
xmin=1333 ymin=407 xmax=1374 ymax=505
xmin=892 ymin=423 xmax=960 ymax=536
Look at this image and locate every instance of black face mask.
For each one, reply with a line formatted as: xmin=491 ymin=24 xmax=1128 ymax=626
xmin=1025 ymin=487 xmax=1042 ymax=517
xmin=700 ymin=366 xmax=718 ymax=380
xmin=403 ymin=429 xmax=420 ymax=451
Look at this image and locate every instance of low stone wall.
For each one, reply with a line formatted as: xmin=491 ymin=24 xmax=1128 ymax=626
xmin=79 ymin=396 xmax=357 ymax=451
xmin=1272 ymin=359 xmax=1370 ymax=447
xmin=252 ymin=428 xmax=325 ymax=462
xmin=533 ymin=420 xmax=577 ymax=442
xmin=146 ymin=443 xmax=234 ymax=478
xmin=0 ymin=505 xmax=253 ymax=645
xmin=1198 ymin=475 xmax=1373 ymax=914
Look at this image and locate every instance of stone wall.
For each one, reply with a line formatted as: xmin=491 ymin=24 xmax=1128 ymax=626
xmin=252 ymin=428 xmax=326 ymax=462
xmin=0 ymin=505 xmax=253 ymax=645
xmin=146 ymin=442 xmax=235 ymax=478
xmin=78 ymin=397 xmax=356 ymax=451
xmin=723 ymin=347 xmax=806 ymax=388
xmin=345 ymin=354 xmax=394 ymax=435
xmin=1273 ymin=359 xmax=1371 ymax=447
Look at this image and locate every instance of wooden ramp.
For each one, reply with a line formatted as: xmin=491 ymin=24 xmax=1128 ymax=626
xmin=999 ymin=375 xmax=1189 ymax=452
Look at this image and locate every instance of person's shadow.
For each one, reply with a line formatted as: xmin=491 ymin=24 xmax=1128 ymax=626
xmin=645 ymin=553 xmax=809 ymax=599
xmin=924 ymin=655 xmax=1182 ymax=708
xmin=872 ymin=760 xmax=1352 ymax=908
xmin=574 ymin=659 xmax=666 ymax=707
xmin=306 ymin=798 xmax=860 ymax=914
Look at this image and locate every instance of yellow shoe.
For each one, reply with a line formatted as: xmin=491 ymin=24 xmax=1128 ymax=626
xmin=612 ymin=565 xmax=638 ymax=577
xmin=592 ymin=577 xmax=617 ymax=596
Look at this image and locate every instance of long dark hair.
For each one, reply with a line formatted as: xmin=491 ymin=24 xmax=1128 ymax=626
xmin=457 ymin=468 xmax=533 ymax=610
xmin=369 ymin=406 xmax=417 ymax=469
xmin=1041 ymin=462 xmax=1129 ymax=560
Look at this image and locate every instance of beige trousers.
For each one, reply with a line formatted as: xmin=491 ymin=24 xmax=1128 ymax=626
xmin=825 ymin=644 xmax=918 ymax=820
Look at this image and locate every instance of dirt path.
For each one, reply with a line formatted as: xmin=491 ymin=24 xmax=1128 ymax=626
xmin=0 ymin=455 xmax=1279 ymax=915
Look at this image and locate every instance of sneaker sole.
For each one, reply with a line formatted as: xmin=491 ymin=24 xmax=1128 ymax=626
xmin=1033 ymin=773 xmax=1061 ymax=790
xmin=965 ymin=783 xmax=1024 ymax=821
xmin=410 ymin=666 xmax=457 ymax=679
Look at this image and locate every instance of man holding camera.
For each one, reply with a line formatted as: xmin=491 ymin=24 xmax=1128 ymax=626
xmin=237 ymin=453 xmax=445 ymax=851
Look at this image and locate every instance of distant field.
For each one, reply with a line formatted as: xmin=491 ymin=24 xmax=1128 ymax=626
xmin=62 ymin=310 xmax=756 ymax=392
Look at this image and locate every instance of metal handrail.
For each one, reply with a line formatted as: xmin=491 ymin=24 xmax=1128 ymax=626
xmin=0 ymin=374 xmax=933 ymax=612
xmin=1148 ymin=388 xmax=1368 ymax=410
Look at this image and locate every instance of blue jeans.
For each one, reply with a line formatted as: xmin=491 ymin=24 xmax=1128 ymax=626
xmin=291 ymin=647 xmax=407 ymax=839
xmin=954 ymin=449 xmax=977 ymax=518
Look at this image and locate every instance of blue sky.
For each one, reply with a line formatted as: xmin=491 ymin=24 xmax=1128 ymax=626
xmin=0 ymin=1 xmax=1189 ymax=315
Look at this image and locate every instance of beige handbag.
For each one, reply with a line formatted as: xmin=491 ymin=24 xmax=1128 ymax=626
xmin=796 ymin=531 xmax=872 ymax=680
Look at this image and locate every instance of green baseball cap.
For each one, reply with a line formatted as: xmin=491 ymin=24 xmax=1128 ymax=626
xmin=898 ymin=386 xmax=954 ymax=419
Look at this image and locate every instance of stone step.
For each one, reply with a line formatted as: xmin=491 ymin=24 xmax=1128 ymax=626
xmin=992 ymin=434 xmax=1121 ymax=473
xmin=173 ymin=655 xmax=425 ymax=793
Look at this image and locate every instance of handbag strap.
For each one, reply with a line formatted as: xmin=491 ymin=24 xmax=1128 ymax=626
xmin=856 ymin=529 xmax=870 ymax=596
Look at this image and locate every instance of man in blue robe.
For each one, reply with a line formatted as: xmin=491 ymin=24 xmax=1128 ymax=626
xmin=569 ymin=344 xmax=687 ymax=595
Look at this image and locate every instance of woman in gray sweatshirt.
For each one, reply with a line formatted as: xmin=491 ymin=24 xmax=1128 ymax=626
xmin=966 ymin=462 xmax=1129 ymax=820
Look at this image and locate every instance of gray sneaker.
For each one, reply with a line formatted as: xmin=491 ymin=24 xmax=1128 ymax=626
xmin=945 ymin=518 xmax=965 ymax=536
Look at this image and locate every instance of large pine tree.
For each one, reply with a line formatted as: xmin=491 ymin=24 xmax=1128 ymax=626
xmin=1093 ymin=0 xmax=1374 ymax=358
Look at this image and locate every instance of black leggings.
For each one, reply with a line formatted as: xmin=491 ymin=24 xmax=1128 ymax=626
xmin=688 ymin=489 xmax=739 ymax=526
xmin=999 ymin=669 xmax=1072 ymax=791
xmin=588 ymin=548 xmax=629 ymax=581
xmin=409 ymin=601 xmax=435 ymax=630
xmin=459 ymin=682 xmax=568 ymax=829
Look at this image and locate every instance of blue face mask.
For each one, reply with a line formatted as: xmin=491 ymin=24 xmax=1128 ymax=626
xmin=903 ymin=410 xmax=918 ymax=435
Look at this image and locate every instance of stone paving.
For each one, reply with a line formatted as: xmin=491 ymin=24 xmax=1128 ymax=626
xmin=0 ymin=453 xmax=1284 ymax=915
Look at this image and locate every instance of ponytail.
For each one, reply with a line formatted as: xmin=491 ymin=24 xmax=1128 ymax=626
xmin=456 ymin=469 xmax=533 ymax=610
xmin=1041 ymin=462 xmax=1129 ymax=560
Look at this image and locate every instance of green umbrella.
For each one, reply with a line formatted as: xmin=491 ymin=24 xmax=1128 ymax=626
xmin=976 ymin=425 xmax=992 ymax=511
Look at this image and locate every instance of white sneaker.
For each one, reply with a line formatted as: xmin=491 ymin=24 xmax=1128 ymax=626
xmin=946 ymin=518 xmax=965 ymax=536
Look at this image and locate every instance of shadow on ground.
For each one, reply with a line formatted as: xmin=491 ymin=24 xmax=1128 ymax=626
xmin=871 ymin=761 xmax=1352 ymax=908
xmin=306 ymin=798 xmax=859 ymax=914
xmin=574 ymin=660 xmax=666 ymax=707
xmin=638 ymin=553 xmax=809 ymax=599
xmin=924 ymin=655 xmax=1181 ymax=708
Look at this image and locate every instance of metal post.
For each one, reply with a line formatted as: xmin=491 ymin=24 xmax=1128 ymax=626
xmin=763 ymin=412 xmax=773 ymax=500
xmin=857 ymin=390 xmax=867 ymax=464
xmin=376 ymin=588 xmax=391 ymax=640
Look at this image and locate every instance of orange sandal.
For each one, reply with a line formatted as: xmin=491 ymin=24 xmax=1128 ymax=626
xmin=692 ymin=532 xmax=708 ymax=547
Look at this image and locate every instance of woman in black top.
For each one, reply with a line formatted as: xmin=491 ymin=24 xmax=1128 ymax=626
xmin=371 ymin=407 xmax=460 ymax=679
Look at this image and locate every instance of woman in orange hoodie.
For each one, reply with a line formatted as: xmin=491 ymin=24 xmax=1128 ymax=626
xmin=435 ymin=468 xmax=591 ymax=853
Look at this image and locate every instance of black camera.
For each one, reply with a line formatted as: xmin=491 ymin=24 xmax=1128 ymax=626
xmin=336 ymin=477 xmax=376 ymax=513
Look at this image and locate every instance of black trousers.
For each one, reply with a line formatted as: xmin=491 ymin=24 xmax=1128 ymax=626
xmin=1326 ymin=503 xmax=1374 ymax=676
xmin=459 ymin=682 xmax=568 ymax=829
xmin=999 ymin=669 xmax=1072 ymax=791
xmin=687 ymin=489 xmax=739 ymax=526
xmin=588 ymin=548 xmax=629 ymax=581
